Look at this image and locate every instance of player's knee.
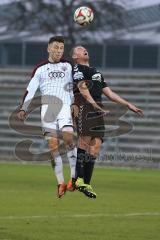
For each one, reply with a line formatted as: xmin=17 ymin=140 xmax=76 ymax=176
xmin=89 ymin=147 xmax=99 ymax=157
xmin=78 ymin=141 xmax=88 ymax=151
xmin=89 ymin=139 xmax=102 ymax=156
xmin=48 ymin=138 xmax=59 ymax=152
xmin=78 ymin=136 xmax=91 ymax=151
xmin=62 ymin=131 xmax=74 ymax=146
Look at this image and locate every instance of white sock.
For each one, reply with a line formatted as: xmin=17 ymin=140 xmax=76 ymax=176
xmin=66 ymin=145 xmax=77 ymax=179
xmin=53 ymin=152 xmax=64 ymax=184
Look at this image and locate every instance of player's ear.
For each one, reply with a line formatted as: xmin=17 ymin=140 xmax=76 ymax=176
xmin=47 ymin=44 xmax=51 ymax=53
xmin=71 ymin=47 xmax=76 ymax=59
xmin=72 ymin=52 xmax=77 ymax=60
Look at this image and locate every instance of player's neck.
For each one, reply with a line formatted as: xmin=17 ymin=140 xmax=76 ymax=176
xmin=77 ymin=60 xmax=89 ymax=66
xmin=48 ymin=57 xmax=60 ymax=63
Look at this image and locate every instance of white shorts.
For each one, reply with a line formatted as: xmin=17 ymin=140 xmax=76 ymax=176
xmin=41 ymin=103 xmax=73 ymax=136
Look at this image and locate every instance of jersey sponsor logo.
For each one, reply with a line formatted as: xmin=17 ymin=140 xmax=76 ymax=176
xmin=48 ymin=71 xmax=65 ymax=78
xmin=92 ymin=73 xmax=102 ymax=82
xmin=73 ymin=71 xmax=84 ymax=80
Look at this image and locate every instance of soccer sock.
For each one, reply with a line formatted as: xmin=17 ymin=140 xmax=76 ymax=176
xmin=52 ymin=151 xmax=64 ymax=184
xmin=84 ymin=154 xmax=96 ymax=184
xmin=75 ymin=148 xmax=87 ymax=179
xmin=66 ymin=144 xmax=77 ymax=179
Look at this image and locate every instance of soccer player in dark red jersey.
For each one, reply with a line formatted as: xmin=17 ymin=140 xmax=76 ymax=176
xmin=71 ymin=46 xmax=143 ymax=198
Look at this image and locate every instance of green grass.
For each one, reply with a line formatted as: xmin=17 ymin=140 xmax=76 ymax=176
xmin=0 ymin=163 xmax=160 ymax=240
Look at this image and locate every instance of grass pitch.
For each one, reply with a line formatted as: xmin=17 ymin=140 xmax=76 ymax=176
xmin=0 ymin=163 xmax=160 ymax=240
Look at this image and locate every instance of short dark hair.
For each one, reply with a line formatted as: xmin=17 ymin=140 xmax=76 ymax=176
xmin=48 ymin=36 xmax=65 ymax=44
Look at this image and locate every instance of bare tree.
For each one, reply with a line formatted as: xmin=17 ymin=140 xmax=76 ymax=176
xmin=0 ymin=0 xmax=127 ymax=44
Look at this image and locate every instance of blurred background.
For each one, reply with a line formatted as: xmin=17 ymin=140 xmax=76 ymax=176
xmin=0 ymin=0 xmax=160 ymax=167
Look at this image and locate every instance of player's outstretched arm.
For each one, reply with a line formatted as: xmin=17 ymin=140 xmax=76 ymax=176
xmin=127 ymin=103 xmax=143 ymax=116
xmin=103 ymin=87 xmax=144 ymax=117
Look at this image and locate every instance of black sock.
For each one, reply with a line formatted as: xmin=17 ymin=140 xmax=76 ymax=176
xmin=84 ymin=154 xmax=96 ymax=184
xmin=75 ymin=148 xmax=87 ymax=179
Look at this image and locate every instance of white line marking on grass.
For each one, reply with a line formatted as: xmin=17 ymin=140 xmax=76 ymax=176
xmin=0 ymin=212 xmax=160 ymax=220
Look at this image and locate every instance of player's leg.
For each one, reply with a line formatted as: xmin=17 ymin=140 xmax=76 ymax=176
xmin=76 ymin=135 xmax=90 ymax=180
xmin=73 ymin=104 xmax=90 ymax=182
xmin=41 ymin=104 xmax=66 ymax=198
xmin=81 ymin=104 xmax=105 ymax=197
xmin=58 ymin=104 xmax=77 ymax=191
xmin=74 ymin=136 xmax=100 ymax=199
xmin=48 ymin=136 xmax=64 ymax=184
xmin=62 ymin=127 xmax=77 ymax=191
xmin=84 ymin=137 xmax=102 ymax=184
xmin=72 ymin=103 xmax=100 ymax=198
xmin=47 ymin=136 xmax=66 ymax=198
xmin=75 ymin=136 xmax=94 ymax=194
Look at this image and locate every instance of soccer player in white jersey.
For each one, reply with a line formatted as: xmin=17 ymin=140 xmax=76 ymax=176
xmin=17 ymin=36 xmax=76 ymax=198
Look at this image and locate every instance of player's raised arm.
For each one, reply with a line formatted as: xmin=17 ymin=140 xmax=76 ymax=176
xmin=78 ymin=80 xmax=106 ymax=114
xmin=102 ymin=86 xmax=144 ymax=116
xmin=17 ymin=68 xmax=40 ymax=121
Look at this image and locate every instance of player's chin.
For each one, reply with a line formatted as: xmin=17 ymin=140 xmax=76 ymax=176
xmin=55 ymin=56 xmax=62 ymax=62
xmin=84 ymin=55 xmax=89 ymax=60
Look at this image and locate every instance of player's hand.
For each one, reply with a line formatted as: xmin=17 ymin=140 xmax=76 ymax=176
xmin=95 ymin=105 xmax=109 ymax=116
xmin=99 ymin=109 xmax=110 ymax=116
xmin=17 ymin=110 xmax=26 ymax=121
xmin=71 ymin=104 xmax=79 ymax=118
xmin=127 ymin=103 xmax=144 ymax=117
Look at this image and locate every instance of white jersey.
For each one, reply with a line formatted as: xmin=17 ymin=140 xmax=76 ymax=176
xmin=21 ymin=60 xmax=73 ymax=111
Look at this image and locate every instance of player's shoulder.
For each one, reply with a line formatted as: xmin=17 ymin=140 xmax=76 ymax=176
xmin=73 ymin=64 xmax=85 ymax=81
xmin=73 ymin=63 xmax=89 ymax=72
xmin=60 ymin=59 xmax=72 ymax=67
xmin=60 ymin=58 xmax=71 ymax=64
xmin=31 ymin=60 xmax=49 ymax=78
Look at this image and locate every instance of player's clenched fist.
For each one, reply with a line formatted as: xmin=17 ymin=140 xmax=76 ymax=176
xmin=17 ymin=110 xmax=26 ymax=121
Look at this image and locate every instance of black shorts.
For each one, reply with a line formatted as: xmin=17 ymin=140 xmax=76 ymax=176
xmin=75 ymin=104 xmax=105 ymax=139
